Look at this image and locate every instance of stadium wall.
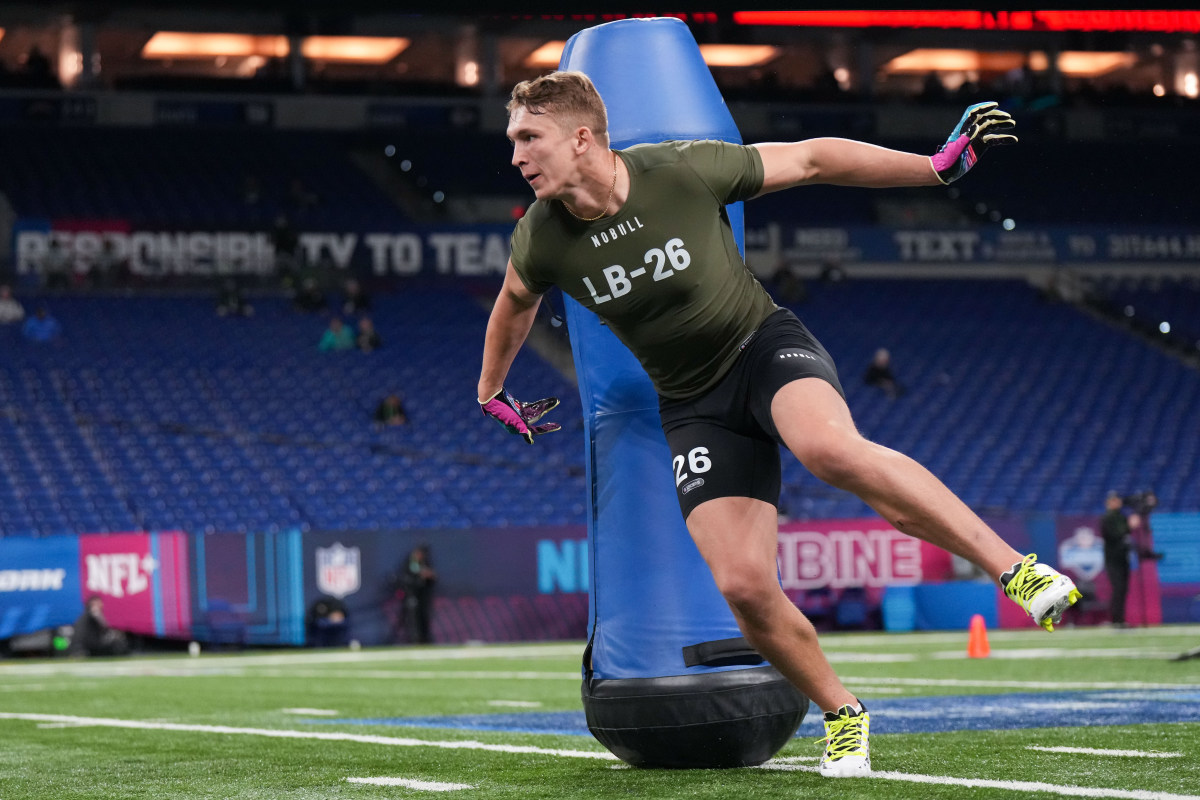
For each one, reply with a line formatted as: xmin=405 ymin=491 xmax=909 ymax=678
xmin=3 ymin=513 xmax=1196 ymax=648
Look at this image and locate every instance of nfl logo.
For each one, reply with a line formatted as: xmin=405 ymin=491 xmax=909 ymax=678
xmin=316 ymin=543 xmax=362 ymax=599
xmin=1058 ymin=526 xmax=1104 ymax=582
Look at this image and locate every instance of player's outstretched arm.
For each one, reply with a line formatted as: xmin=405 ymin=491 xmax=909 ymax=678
xmin=752 ymin=101 xmax=1016 ymax=195
xmin=477 ymin=261 xmax=561 ymax=444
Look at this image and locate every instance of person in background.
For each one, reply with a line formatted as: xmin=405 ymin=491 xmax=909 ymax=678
xmin=307 ymin=595 xmax=350 ymax=648
xmin=317 ymin=317 xmax=354 ymax=351
xmin=1100 ymin=490 xmax=1132 ymax=627
xmin=72 ymin=596 xmax=130 ymax=657
xmin=356 ymin=317 xmax=382 ymax=352
xmin=403 ymin=544 xmax=437 ymax=644
xmin=342 ymin=278 xmax=372 ymax=315
xmin=22 ymin=307 xmax=61 ymax=343
xmin=0 ymin=285 xmax=25 ymax=325
xmin=216 ymin=279 xmax=254 ymax=317
xmin=863 ymin=348 xmax=904 ymax=399
xmin=374 ymin=393 xmax=409 ymax=426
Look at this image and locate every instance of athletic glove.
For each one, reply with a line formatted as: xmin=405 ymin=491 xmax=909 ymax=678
xmin=930 ymin=101 xmax=1018 ymax=185
xmin=479 ymin=388 xmax=561 ymax=445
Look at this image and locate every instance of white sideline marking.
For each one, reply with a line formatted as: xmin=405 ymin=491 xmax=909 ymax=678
xmin=261 ymin=669 xmax=578 ymax=681
xmin=346 ymin=777 xmax=474 ymax=791
xmin=1027 ymin=746 xmax=1183 ymax=759
xmin=0 ymin=643 xmax=583 ymax=677
xmin=0 ymin=712 xmax=618 ymax=760
xmin=759 ymin=763 xmax=1200 ymax=799
xmin=933 ymin=648 xmax=1178 ymax=661
xmin=282 ymin=708 xmax=339 ymax=716
xmin=488 ymin=700 xmax=542 ymax=708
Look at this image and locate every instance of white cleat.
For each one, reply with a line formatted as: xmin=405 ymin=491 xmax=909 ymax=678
xmin=818 ymin=703 xmax=871 ymax=778
xmin=1003 ymin=554 xmax=1083 ymax=632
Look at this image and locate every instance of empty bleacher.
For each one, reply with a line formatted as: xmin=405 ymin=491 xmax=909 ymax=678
xmin=1 ymin=275 xmax=1196 ymax=537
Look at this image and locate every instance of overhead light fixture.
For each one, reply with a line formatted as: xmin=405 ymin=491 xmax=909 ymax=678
xmin=698 ymin=44 xmax=779 ymax=67
xmin=1056 ymin=51 xmax=1136 ymax=75
xmin=885 ymin=48 xmax=1136 ymax=77
xmin=301 ymin=36 xmax=409 ymax=63
xmin=525 ymin=41 xmax=778 ymax=69
xmin=884 ymin=49 xmax=1026 ymax=73
xmin=142 ymin=32 xmax=288 ymax=59
xmin=144 ymin=33 xmax=408 ymax=63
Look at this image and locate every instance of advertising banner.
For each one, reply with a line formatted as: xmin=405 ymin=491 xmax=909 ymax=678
xmin=18 ymin=221 xmax=1200 ymax=283
xmin=1055 ymin=514 xmax=1163 ymax=626
xmin=190 ymin=530 xmax=304 ymax=646
xmin=78 ymin=532 xmax=192 ymax=638
xmin=302 ymin=526 xmax=589 ymax=647
xmin=0 ymin=536 xmax=82 ymax=638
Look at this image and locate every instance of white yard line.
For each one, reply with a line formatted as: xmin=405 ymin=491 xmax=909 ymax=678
xmin=487 ymin=700 xmax=543 ymax=708
xmin=0 ymin=711 xmax=617 ymax=760
xmin=1026 ymin=746 xmax=1183 ymax=759
xmin=932 ymin=648 xmax=1180 ymax=660
xmin=836 ymin=677 xmax=1200 ymax=691
xmin=759 ymin=763 xmax=1200 ymax=800
xmin=0 ymin=643 xmax=583 ymax=677
xmin=346 ymin=777 xmax=475 ymax=791
xmin=281 ymin=708 xmax=340 ymax=716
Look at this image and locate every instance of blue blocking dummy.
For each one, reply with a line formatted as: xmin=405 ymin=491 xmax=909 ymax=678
xmin=559 ymin=18 xmax=808 ymax=768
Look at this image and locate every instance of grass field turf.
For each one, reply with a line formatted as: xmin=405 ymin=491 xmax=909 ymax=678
xmin=1 ymin=625 xmax=1198 ymax=800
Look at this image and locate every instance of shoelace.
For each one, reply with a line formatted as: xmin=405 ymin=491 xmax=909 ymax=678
xmin=817 ymin=712 xmax=868 ymax=760
xmin=1004 ymin=554 xmax=1053 ymax=608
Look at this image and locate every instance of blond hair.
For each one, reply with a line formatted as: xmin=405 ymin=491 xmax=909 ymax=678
xmin=507 ymin=70 xmax=609 ymax=144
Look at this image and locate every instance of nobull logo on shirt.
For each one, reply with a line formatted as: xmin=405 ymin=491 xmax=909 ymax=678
xmin=85 ymin=553 xmax=158 ymax=598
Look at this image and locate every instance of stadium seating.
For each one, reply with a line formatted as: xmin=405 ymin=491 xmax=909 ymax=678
xmin=0 ymin=128 xmax=403 ymax=230
xmin=0 ymin=276 xmax=1196 ymax=538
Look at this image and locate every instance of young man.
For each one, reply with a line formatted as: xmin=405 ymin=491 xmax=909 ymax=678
xmin=477 ymin=71 xmax=1081 ymax=777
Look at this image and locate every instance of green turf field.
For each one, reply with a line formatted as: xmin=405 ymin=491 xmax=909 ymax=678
xmin=2 ymin=625 xmax=1198 ymax=799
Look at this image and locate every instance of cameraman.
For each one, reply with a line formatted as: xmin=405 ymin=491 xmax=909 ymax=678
xmin=1100 ymin=491 xmax=1132 ymax=627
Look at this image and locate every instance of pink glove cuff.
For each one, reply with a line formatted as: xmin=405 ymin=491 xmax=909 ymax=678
xmin=481 ymin=395 xmax=528 ymax=431
xmin=932 ymin=134 xmax=968 ymax=169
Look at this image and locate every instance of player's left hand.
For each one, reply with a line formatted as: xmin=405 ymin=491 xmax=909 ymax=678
xmin=479 ymin=388 xmax=561 ymax=444
xmin=930 ymin=101 xmax=1017 ymax=184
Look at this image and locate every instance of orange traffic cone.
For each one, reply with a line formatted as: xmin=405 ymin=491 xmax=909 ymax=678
xmin=967 ymin=613 xmax=990 ymax=658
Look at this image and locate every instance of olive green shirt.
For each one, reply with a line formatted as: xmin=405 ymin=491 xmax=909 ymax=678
xmin=510 ymin=140 xmax=780 ymax=400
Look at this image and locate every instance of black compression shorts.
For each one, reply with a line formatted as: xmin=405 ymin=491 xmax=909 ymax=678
xmin=658 ymin=308 xmax=844 ymax=520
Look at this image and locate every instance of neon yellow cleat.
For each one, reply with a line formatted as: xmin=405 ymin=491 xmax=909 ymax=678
xmin=818 ymin=703 xmax=871 ymax=777
xmin=1002 ymin=554 xmax=1082 ymax=631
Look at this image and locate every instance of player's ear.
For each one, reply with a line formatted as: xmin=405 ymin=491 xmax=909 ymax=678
xmin=573 ymin=125 xmax=594 ymax=155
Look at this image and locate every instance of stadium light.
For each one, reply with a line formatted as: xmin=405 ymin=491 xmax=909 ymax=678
xmin=301 ymin=37 xmax=409 ymax=63
xmin=143 ymin=33 xmax=408 ymax=63
xmin=142 ymin=33 xmax=288 ymax=59
xmin=885 ymin=49 xmax=1136 ymax=77
xmin=525 ymin=41 xmax=778 ymax=69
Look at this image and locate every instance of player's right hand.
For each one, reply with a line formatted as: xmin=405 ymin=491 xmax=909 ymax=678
xmin=479 ymin=388 xmax=561 ymax=444
xmin=930 ymin=101 xmax=1017 ymax=184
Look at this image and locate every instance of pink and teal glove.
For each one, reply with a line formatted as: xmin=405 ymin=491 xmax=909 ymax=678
xmin=930 ymin=101 xmax=1018 ymax=185
xmin=479 ymin=388 xmax=561 ymax=444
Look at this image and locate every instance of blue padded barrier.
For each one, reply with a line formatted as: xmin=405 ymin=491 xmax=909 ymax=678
xmin=560 ymin=17 xmax=808 ymax=769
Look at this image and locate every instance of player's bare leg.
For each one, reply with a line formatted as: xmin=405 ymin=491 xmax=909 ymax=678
xmin=685 ymin=495 xmax=855 ymax=713
xmin=686 ymin=495 xmax=870 ymax=776
xmin=771 ymin=377 xmax=1023 ymax=576
xmin=771 ymin=377 xmax=1079 ymax=630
